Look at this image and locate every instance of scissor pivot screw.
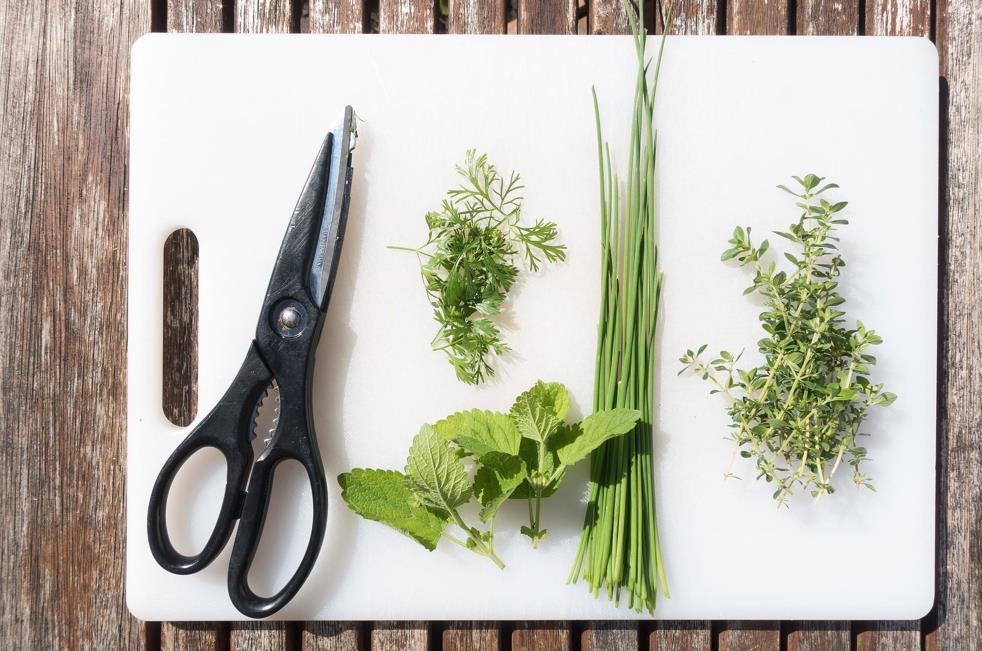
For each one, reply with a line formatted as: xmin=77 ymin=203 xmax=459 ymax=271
xmin=271 ymin=299 xmax=307 ymax=338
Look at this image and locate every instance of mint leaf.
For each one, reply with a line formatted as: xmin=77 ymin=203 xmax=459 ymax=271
xmin=510 ymin=381 xmax=569 ymax=442
xmin=338 ymin=469 xmax=447 ymax=551
xmin=552 ymin=408 xmax=641 ymax=467
xmin=405 ymin=425 xmax=472 ymax=517
xmin=473 ymin=452 xmax=526 ymax=521
xmin=510 ymin=436 xmax=564 ymax=499
xmin=433 ymin=409 xmax=521 ymax=457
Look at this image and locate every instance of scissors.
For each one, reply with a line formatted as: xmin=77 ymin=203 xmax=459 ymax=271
xmin=147 ymin=106 xmax=357 ymax=619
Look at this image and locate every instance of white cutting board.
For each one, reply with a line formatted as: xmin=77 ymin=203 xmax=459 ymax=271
xmin=127 ymin=35 xmax=938 ymax=621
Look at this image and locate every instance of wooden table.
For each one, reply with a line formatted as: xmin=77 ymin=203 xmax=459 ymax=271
xmin=1 ymin=0 xmax=978 ymax=649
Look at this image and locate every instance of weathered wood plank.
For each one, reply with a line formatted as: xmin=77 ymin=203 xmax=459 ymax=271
xmin=303 ymin=622 xmax=361 ymax=651
xmin=796 ymin=0 xmax=860 ymax=34
xmin=926 ymin=0 xmax=982 ymax=646
xmin=854 ymin=621 xmax=920 ymax=651
xmin=866 ymin=0 xmax=931 ymax=36
xmin=380 ymin=0 xmax=436 ymax=33
xmin=650 ymin=622 xmax=711 ymax=650
xmin=0 ymin=0 xmax=149 ymax=648
xmin=229 ymin=621 xmax=292 ymax=649
xmin=659 ymin=0 xmax=718 ymax=34
xmin=443 ymin=621 xmax=500 ymax=651
xmin=512 ymin=621 xmax=572 ymax=651
xmin=300 ymin=622 xmax=368 ymax=651
xmin=517 ymin=0 xmax=578 ymax=35
xmin=448 ymin=0 xmax=507 ymax=34
xmin=236 ymin=0 xmax=293 ymax=33
xmin=168 ymin=0 xmax=224 ymax=32
xmin=786 ymin=622 xmax=850 ymax=651
xmin=161 ymin=622 xmax=226 ymax=650
xmin=309 ymin=0 xmax=365 ymax=34
xmin=718 ymin=623 xmax=781 ymax=651
xmin=371 ymin=621 xmax=429 ymax=650
xmin=589 ymin=0 xmax=629 ymax=35
xmin=582 ymin=621 xmax=637 ymax=651
xmin=727 ymin=0 xmax=787 ymax=34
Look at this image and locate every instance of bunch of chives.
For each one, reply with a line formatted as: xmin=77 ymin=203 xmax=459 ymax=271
xmin=568 ymin=0 xmax=671 ymax=614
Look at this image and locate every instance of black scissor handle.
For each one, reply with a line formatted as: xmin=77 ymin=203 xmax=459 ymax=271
xmin=147 ymin=344 xmax=272 ymax=574
xmin=227 ymin=438 xmax=328 ymax=619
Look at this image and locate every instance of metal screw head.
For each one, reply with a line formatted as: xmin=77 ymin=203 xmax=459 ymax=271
xmin=278 ymin=306 xmax=301 ymax=330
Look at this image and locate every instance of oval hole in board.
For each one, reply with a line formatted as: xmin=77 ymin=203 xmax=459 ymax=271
xmin=162 ymin=228 xmax=199 ymax=426
xmin=246 ymin=459 xmax=314 ymax=599
xmin=165 ymin=446 xmax=228 ymax=556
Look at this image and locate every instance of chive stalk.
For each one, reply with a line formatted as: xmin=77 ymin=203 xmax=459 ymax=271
xmin=569 ymin=0 xmax=672 ymax=613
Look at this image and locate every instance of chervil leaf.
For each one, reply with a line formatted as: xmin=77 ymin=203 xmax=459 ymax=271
xmin=510 ymin=381 xmax=569 ymax=442
xmin=552 ymin=408 xmax=641 ymax=467
xmin=433 ymin=409 xmax=521 ymax=457
xmin=405 ymin=425 xmax=472 ymax=517
xmin=338 ymin=469 xmax=447 ymax=551
xmin=473 ymin=453 xmax=526 ymax=521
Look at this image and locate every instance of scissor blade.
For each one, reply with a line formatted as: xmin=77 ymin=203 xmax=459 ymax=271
xmin=308 ymin=106 xmax=357 ymax=311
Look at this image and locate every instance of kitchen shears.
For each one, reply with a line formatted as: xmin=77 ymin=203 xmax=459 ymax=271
xmin=147 ymin=106 xmax=357 ymax=619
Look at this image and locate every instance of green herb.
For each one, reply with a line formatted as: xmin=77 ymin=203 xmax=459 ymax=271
xmin=569 ymin=0 xmax=671 ymax=614
xmin=392 ymin=151 xmax=566 ymax=385
xmin=338 ymin=381 xmax=639 ymax=566
xmin=679 ymin=175 xmax=897 ymax=505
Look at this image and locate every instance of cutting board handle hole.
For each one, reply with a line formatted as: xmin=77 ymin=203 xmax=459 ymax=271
xmin=162 ymin=228 xmax=199 ymax=427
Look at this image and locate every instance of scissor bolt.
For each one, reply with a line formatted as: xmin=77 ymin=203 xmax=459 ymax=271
xmin=278 ymin=306 xmax=301 ymax=330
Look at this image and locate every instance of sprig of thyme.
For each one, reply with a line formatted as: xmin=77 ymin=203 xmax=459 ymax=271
xmin=680 ymin=174 xmax=896 ymax=506
xmin=393 ymin=151 xmax=565 ymax=385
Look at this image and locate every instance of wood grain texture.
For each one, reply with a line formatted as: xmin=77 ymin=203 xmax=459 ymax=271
xmin=161 ymin=622 xmax=226 ymax=650
xmin=380 ymin=0 xmax=436 ymax=33
xmin=727 ymin=0 xmax=787 ymax=34
xmin=786 ymin=622 xmax=849 ymax=651
xmin=512 ymin=621 xmax=572 ymax=651
xmin=589 ymin=0 xmax=629 ymax=35
xmin=229 ymin=621 xmax=292 ymax=649
xmin=659 ymin=0 xmax=718 ymax=35
xmin=0 ymin=0 xmax=149 ymax=647
xmin=443 ymin=621 xmax=500 ymax=651
xmin=309 ymin=0 xmax=365 ymax=33
xmin=162 ymin=229 xmax=199 ymax=427
xmin=866 ymin=0 xmax=930 ymax=37
xmin=448 ymin=0 xmax=507 ymax=34
xmin=582 ymin=621 xmax=637 ymax=651
xmin=927 ymin=0 xmax=982 ymax=648
xmin=168 ymin=0 xmax=224 ymax=32
xmin=517 ymin=0 xmax=578 ymax=34
xmin=854 ymin=621 xmax=920 ymax=651
xmin=650 ymin=622 xmax=711 ymax=651
xmin=371 ymin=621 xmax=429 ymax=650
xmin=796 ymin=0 xmax=860 ymax=35
xmin=303 ymin=621 xmax=362 ymax=650
xmin=718 ymin=623 xmax=781 ymax=651
xmin=236 ymin=0 xmax=294 ymax=33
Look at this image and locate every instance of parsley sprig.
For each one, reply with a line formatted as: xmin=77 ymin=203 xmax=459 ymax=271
xmin=392 ymin=151 xmax=566 ymax=385
xmin=680 ymin=175 xmax=896 ymax=505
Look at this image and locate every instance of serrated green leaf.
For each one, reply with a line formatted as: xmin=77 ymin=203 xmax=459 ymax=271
xmin=473 ymin=452 xmax=526 ymax=521
xmin=433 ymin=409 xmax=521 ymax=458
xmin=338 ymin=469 xmax=447 ymax=550
xmin=405 ymin=425 xmax=472 ymax=517
xmin=551 ymin=408 xmax=641 ymax=467
xmin=510 ymin=381 xmax=569 ymax=442
xmin=510 ymin=436 xmax=564 ymax=499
